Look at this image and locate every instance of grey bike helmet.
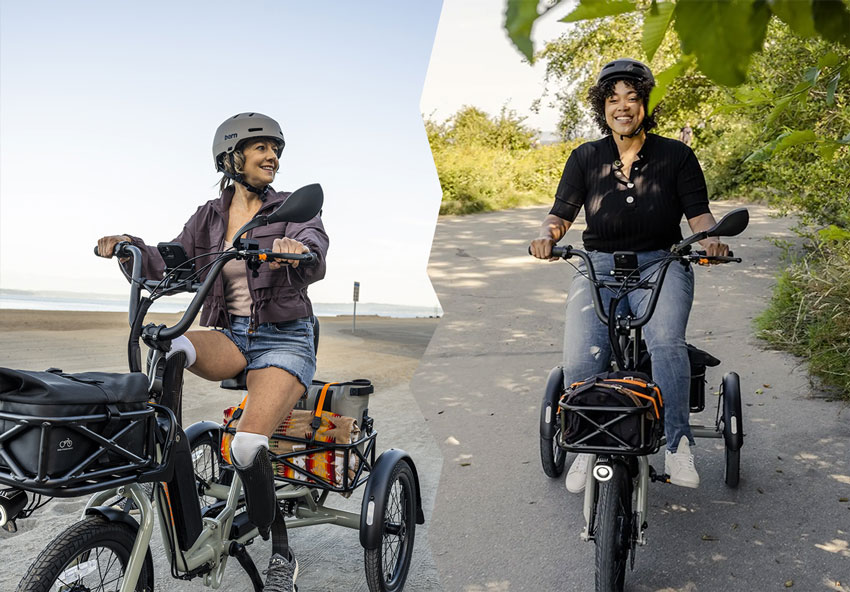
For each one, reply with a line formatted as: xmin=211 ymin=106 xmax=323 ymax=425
xmin=596 ymin=58 xmax=655 ymax=86
xmin=213 ymin=112 xmax=285 ymax=198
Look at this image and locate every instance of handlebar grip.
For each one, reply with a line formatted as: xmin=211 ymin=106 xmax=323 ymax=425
xmin=693 ymin=250 xmax=740 ymax=263
xmin=527 ymin=245 xmax=572 ymax=259
xmin=551 ymin=246 xmax=572 ymax=259
xmin=266 ymin=250 xmax=317 ymax=265
xmin=694 ymin=250 xmax=735 ymax=257
xmin=94 ymin=241 xmax=131 ymax=258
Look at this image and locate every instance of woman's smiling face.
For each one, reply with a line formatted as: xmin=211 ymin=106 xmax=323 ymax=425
xmin=240 ymin=138 xmax=281 ymax=187
xmin=605 ymin=80 xmax=646 ymax=137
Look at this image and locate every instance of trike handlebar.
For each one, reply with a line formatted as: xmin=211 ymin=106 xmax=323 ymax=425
xmin=94 ymin=241 xmax=317 ymax=370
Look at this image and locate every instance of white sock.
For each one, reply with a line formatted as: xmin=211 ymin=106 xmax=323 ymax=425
xmin=166 ymin=335 xmax=197 ymax=368
xmin=231 ymin=432 xmax=269 ymax=467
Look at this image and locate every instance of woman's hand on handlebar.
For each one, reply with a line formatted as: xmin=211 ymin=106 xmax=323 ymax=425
xmin=530 ymin=236 xmax=559 ymax=260
xmin=531 ymin=215 xmax=572 ymax=260
xmin=96 ymin=235 xmax=132 ymax=259
xmin=699 ymin=238 xmax=730 ymax=260
xmin=269 ymin=237 xmax=308 ymax=269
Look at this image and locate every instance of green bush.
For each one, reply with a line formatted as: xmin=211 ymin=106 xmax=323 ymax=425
xmin=756 ymin=239 xmax=850 ymax=396
xmin=426 ymin=107 xmax=578 ymax=215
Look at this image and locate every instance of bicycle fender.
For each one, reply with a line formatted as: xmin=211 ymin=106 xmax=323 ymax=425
xmin=84 ymin=506 xmax=155 ymax=591
xmin=85 ymin=505 xmax=140 ymax=529
xmin=722 ymin=372 xmax=744 ymax=451
xmin=540 ymin=366 xmax=565 ymax=440
xmin=359 ymin=448 xmax=424 ymax=550
xmin=183 ymin=420 xmax=223 ymax=443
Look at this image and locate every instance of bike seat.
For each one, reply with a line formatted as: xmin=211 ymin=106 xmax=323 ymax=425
xmin=219 ymin=316 xmax=320 ymax=391
xmin=686 ymin=344 xmax=720 ymax=367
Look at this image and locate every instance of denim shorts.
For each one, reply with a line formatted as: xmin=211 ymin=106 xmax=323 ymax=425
xmin=217 ymin=316 xmax=316 ymax=391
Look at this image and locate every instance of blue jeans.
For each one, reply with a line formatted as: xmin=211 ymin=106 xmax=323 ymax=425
xmin=562 ymin=250 xmax=694 ymax=451
xmin=216 ymin=316 xmax=316 ymax=392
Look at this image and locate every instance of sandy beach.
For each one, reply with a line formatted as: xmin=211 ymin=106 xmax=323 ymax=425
xmin=0 ymin=310 xmax=442 ymax=591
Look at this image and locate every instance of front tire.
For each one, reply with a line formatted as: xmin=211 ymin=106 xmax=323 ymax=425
xmin=364 ymin=460 xmax=417 ymax=592
xmin=17 ymin=515 xmax=153 ymax=592
xmin=594 ymin=463 xmax=633 ymax=592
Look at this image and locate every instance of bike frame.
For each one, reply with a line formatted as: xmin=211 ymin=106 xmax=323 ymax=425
xmin=555 ymin=245 xmax=742 ymax=549
xmin=81 ymin=458 xmax=372 ymax=591
xmin=70 ymin=237 xmax=374 ymax=591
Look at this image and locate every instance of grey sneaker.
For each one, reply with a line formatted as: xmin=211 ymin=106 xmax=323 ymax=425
xmin=264 ymin=551 xmax=299 ymax=592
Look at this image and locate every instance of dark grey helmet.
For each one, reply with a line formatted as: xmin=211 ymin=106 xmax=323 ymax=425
xmin=212 ymin=112 xmax=285 ymax=172
xmin=596 ymin=58 xmax=655 ymax=86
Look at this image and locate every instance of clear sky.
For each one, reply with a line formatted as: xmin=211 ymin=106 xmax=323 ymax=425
xmin=0 ymin=1 xmax=443 ymax=309
xmin=421 ymin=0 xmax=575 ymax=134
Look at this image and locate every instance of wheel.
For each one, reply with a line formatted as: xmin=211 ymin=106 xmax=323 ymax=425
xmin=364 ymin=460 xmax=417 ymax=592
xmin=540 ymin=435 xmax=567 ymax=478
xmin=725 ymin=446 xmax=740 ymax=488
xmin=720 ymin=372 xmax=743 ymax=488
xmin=594 ymin=463 xmax=633 ymax=592
xmin=540 ymin=367 xmax=567 ymax=477
xmin=188 ymin=426 xmax=231 ymax=509
xmin=17 ymin=515 xmax=153 ymax=592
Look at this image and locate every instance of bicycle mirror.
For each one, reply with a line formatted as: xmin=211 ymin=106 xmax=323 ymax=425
xmin=707 ymin=208 xmax=749 ymax=238
xmin=267 ymin=183 xmax=324 ymax=224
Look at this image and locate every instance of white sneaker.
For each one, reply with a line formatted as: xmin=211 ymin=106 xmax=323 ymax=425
xmin=565 ymin=454 xmax=592 ymax=493
xmin=665 ymin=436 xmax=700 ymax=488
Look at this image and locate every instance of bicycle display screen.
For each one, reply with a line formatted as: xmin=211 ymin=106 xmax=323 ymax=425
xmin=612 ymin=251 xmax=638 ymax=282
xmin=157 ymin=242 xmax=194 ymax=280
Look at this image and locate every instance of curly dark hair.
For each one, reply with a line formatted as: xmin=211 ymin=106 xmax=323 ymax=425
xmin=587 ymin=77 xmax=658 ymax=136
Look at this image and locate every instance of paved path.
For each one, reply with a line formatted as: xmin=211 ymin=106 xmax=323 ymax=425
xmin=413 ymin=202 xmax=850 ymax=592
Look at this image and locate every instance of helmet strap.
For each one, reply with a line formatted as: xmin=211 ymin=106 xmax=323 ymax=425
xmin=223 ymin=153 xmax=269 ymax=201
xmin=619 ymin=124 xmax=644 ymax=141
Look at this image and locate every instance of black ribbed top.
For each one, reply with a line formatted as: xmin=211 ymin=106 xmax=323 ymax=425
xmin=549 ymin=133 xmax=710 ymax=252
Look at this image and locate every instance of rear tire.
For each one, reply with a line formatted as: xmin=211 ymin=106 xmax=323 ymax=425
xmin=540 ymin=368 xmax=567 ymax=478
xmin=594 ymin=463 xmax=633 ymax=592
xmin=540 ymin=435 xmax=567 ymax=478
xmin=720 ymin=373 xmax=743 ymax=488
xmin=17 ymin=515 xmax=153 ymax=592
xmin=187 ymin=426 xmax=231 ymax=509
xmin=725 ymin=446 xmax=740 ymax=488
xmin=364 ymin=460 xmax=417 ymax=592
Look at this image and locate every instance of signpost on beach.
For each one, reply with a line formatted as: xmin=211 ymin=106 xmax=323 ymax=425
xmin=353 ymin=281 xmax=360 ymax=333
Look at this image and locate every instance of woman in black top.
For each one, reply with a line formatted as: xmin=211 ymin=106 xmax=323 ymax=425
xmin=530 ymin=58 xmax=729 ymax=492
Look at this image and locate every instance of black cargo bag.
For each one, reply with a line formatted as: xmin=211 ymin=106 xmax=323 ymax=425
xmin=559 ymin=370 xmax=663 ymax=455
xmin=0 ymin=368 xmax=155 ymax=488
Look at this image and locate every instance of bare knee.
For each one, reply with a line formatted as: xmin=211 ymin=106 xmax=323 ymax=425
xmin=184 ymin=330 xmax=246 ymax=381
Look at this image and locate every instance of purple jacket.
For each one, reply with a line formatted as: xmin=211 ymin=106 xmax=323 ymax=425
xmin=125 ymin=186 xmax=328 ymax=329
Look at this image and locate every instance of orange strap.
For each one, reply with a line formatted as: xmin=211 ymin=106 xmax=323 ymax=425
xmin=311 ymin=382 xmax=338 ymax=434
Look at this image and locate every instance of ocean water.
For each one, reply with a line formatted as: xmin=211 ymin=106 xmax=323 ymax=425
xmin=0 ymin=292 xmax=442 ymax=318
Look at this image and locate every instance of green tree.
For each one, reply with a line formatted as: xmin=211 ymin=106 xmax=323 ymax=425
xmin=506 ymin=0 xmax=850 ymax=153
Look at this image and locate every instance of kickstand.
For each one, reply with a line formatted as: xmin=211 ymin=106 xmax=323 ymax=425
xmin=230 ymin=542 xmax=264 ymax=592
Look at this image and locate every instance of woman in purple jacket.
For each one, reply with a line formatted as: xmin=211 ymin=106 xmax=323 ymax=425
xmin=97 ymin=112 xmax=327 ymax=591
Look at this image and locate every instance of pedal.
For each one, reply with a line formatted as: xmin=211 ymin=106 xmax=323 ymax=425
xmin=648 ymin=466 xmax=671 ymax=484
